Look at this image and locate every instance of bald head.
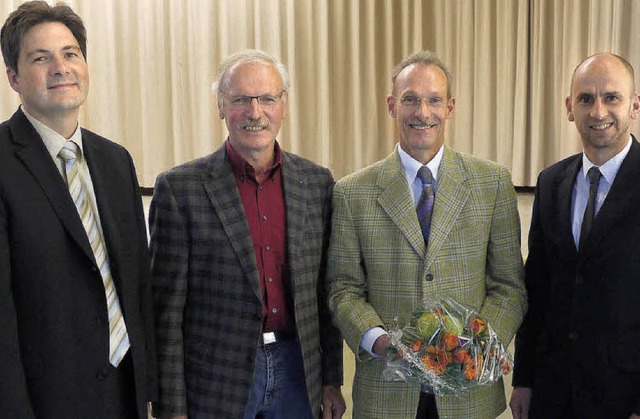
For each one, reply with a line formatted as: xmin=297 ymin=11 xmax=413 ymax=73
xmin=570 ymin=53 xmax=636 ymax=97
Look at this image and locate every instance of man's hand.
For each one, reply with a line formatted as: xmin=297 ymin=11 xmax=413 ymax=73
xmin=630 ymin=413 xmax=640 ymax=419
xmin=509 ymin=387 xmax=532 ymax=419
xmin=372 ymin=334 xmax=391 ymax=358
xmin=321 ymin=385 xmax=346 ymax=419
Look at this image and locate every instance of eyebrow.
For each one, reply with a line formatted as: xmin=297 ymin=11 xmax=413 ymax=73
xmin=25 ymin=45 xmax=81 ymax=58
xmin=576 ymin=90 xmax=623 ymax=98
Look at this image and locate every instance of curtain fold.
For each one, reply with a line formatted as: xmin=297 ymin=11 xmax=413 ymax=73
xmin=0 ymin=0 xmax=638 ymax=186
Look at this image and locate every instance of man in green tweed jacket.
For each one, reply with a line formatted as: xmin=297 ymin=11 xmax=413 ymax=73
xmin=327 ymin=51 xmax=527 ymax=419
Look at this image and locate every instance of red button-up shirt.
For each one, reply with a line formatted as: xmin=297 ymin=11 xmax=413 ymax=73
xmin=226 ymin=140 xmax=293 ymax=333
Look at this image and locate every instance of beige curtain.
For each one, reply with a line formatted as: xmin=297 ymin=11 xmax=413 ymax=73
xmin=0 ymin=0 xmax=638 ymax=186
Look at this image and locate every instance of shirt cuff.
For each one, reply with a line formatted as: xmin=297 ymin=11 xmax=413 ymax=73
xmin=360 ymin=326 xmax=388 ymax=358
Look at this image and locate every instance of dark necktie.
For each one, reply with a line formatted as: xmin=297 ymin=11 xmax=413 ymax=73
xmin=579 ymin=166 xmax=602 ymax=251
xmin=416 ymin=166 xmax=435 ymax=244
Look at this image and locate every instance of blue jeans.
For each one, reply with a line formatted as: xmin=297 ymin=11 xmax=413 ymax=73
xmin=243 ymin=338 xmax=314 ymax=419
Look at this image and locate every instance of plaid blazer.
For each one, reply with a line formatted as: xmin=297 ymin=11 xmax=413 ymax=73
xmin=327 ymin=145 xmax=527 ymax=419
xmin=149 ymin=144 xmax=343 ymax=418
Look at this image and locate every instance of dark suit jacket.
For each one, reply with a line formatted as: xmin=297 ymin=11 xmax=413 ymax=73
xmin=514 ymin=136 xmax=640 ymax=418
xmin=149 ymin=143 xmax=343 ymax=418
xmin=0 ymin=108 xmax=157 ymax=418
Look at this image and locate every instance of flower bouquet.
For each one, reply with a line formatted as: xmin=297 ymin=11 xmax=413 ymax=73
xmin=383 ymin=296 xmax=513 ymax=396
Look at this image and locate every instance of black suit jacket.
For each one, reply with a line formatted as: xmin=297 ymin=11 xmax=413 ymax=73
xmin=0 ymin=108 xmax=157 ymax=418
xmin=514 ymin=136 xmax=640 ymax=418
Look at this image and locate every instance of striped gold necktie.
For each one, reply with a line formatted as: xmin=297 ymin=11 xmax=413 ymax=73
xmin=59 ymin=141 xmax=129 ymax=367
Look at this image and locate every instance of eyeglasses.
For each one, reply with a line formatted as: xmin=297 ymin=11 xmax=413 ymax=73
xmin=222 ymin=90 xmax=285 ymax=109
xmin=393 ymin=95 xmax=448 ymax=109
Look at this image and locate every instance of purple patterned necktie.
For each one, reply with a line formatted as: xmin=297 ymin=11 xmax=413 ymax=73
xmin=416 ymin=166 xmax=435 ymax=244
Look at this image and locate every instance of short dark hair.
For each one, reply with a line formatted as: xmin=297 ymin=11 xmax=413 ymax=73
xmin=1 ymin=1 xmax=86 ymax=73
xmin=391 ymin=50 xmax=454 ymax=98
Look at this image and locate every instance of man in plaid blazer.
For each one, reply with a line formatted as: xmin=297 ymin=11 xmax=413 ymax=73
xmin=149 ymin=50 xmax=345 ymax=418
xmin=327 ymin=51 xmax=527 ymax=418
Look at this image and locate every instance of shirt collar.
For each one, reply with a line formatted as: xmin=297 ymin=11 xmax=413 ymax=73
xmin=581 ymin=135 xmax=632 ymax=185
xmin=225 ymin=138 xmax=282 ymax=181
xmin=398 ymin=143 xmax=444 ymax=185
xmin=21 ymin=105 xmax=83 ymax=161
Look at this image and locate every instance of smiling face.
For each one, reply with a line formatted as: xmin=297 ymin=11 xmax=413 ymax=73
xmin=387 ymin=63 xmax=455 ymax=164
xmin=6 ymin=21 xmax=89 ymax=127
xmin=218 ymin=60 xmax=287 ymax=159
xmin=566 ymin=54 xmax=640 ymax=164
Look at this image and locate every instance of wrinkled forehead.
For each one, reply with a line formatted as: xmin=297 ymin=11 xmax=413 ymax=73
xmin=394 ymin=63 xmax=449 ymax=96
xmin=223 ymin=60 xmax=283 ymax=93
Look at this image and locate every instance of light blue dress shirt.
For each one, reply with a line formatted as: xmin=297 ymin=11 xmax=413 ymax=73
xmin=571 ymin=136 xmax=632 ymax=249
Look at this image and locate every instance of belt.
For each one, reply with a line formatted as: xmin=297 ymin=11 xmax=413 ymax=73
xmin=261 ymin=331 xmax=296 ymax=346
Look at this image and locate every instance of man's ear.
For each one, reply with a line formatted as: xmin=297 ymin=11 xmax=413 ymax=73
xmin=445 ymin=96 xmax=456 ymax=119
xmin=6 ymin=67 xmax=20 ymax=94
xmin=630 ymin=92 xmax=640 ymax=120
xmin=387 ymin=95 xmax=397 ymax=118
xmin=565 ymin=96 xmax=574 ymax=122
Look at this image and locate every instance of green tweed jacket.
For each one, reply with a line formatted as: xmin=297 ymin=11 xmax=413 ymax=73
xmin=327 ymin=145 xmax=527 ymax=419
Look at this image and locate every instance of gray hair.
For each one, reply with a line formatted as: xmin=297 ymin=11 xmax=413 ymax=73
xmin=391 ymin=50 xmax=453 ymax=98
xmin=212 ymin=49 xmax=290 ymax=107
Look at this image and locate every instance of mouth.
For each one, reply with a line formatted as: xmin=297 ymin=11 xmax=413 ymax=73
xmin=239 ymin=121 xmax=269 ymax=132
xmin=408 ymin=121 xmax=438 ymax=130
xmin=48 ymin=82 xmax=76 ymax=90
xmin=590 ymin=122 xmax=613 ymax=131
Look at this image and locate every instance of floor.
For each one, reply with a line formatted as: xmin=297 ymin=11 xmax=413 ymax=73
xmin=142 ymin=192 xmax=536 ymax=418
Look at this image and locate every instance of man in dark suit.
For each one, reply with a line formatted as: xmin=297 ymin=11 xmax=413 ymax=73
xmin=510 ymin=52 xmax=640 ymax=418
xmin=149 ymin=49 xmax=345 ymax=419
xmin=0 ymin=2 xmax=157 ymax=418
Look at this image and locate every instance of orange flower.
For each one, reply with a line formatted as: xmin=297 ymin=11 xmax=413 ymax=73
xmin=500 ymin=356 xmax=511 ymax=374
xmin=464 ymin=355 xmax=484 ymax=380
xmin=437 ymin=350 xmax=453 ymax=367
xmin=425 ymin=345 xmax=438 ymax=356
xmin=442 ymin=332 xmax=459 ymax=351
xmin=453 ymin=348 xmax=471 ymax=364
xmin=464 ymin=361 xmax=477 ymax=380
xmin=469 ymin=317 xmax=486 ymax=335
xmin=422 ymin=355 xmax=446 ymax=376
xmin=411 ymin=340 xmax=423 ymax=351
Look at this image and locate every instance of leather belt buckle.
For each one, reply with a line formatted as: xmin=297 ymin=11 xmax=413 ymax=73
xmin=262 ymin=332 xmax=277 ymax=345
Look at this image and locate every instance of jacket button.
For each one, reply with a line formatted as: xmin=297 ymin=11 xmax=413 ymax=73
xmin=575 ymin=275 xmax=583 ymax=284
xmin=569 ymin=331 xmax=579 ymax=340
xmin=97 ymin=366 xmax=110 ymax=380
xmin=426 ymin=274 xmax=434 ymax=282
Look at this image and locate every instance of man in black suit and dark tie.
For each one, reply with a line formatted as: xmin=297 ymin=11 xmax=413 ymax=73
xmin=510 ymin=52 xmax=640 ymax=418
xmin=0 ymin=2 xmax=156 ymax=418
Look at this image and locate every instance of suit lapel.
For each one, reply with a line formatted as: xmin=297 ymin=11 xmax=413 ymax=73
xmin=202 ymin=147 xmax=261 ymax=302
xmin=281 ymin=152 xmax=307 ymax=270
xmin=555 ymin=156 xmax=581 ymax=257
xmin=10 ymin=110 xmax=95 ymax=263
xmin=377 ymin=148 xmax=425 ymax=257
xmin=83 ymin=133 xmax=129 ymax=291
xmin=584 ymin=137 xmax=640 ymax=257
xmin=424 ymin=146 xmax=469 ymax=271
